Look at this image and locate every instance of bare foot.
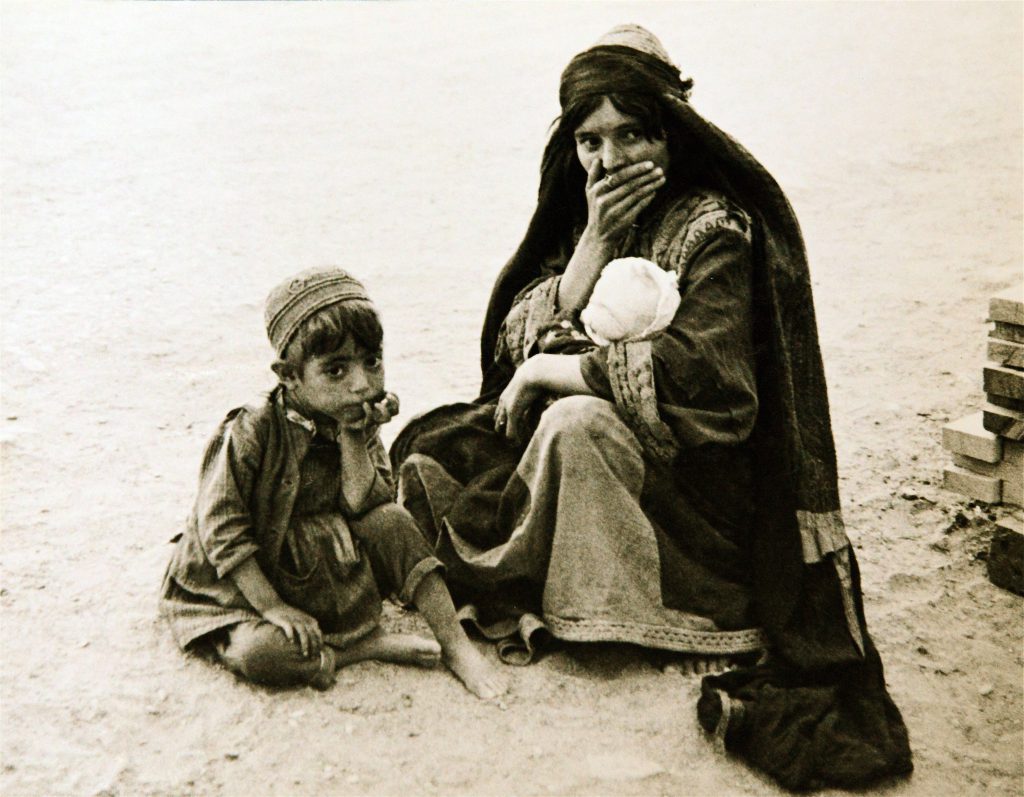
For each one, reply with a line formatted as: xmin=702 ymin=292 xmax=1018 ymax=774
xmin=443 ymin=637 xmax=508 ymax=700
xmin=664 ymin=655 xmax=735 ymax=676
xmin=371 ymin=633 xmax=442 ymax=668
xmin=329 ymin=627 xmax=441 ymax=669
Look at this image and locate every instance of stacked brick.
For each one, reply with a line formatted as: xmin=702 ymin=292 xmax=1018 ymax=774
xmin=988 ymin=515 xmax=1023 ymax=596
xmin=942 ymin=288 xmax=1024 ymax=508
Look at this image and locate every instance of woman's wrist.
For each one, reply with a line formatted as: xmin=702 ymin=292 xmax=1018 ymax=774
xmin=528 ymin=354 xmax=587 ymax=394
xmin=578 ymin=226 xmax=616 ymax=259
xmin=559 ymin=231 xmax=614 ymax=312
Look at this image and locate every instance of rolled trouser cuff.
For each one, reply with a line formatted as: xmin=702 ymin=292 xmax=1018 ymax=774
xmin=398 ymin=557 xmax=445 ymax=605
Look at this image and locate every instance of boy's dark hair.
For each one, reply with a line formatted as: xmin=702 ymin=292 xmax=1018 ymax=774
xmin=280 ymin=300 xmax=383 ymax=370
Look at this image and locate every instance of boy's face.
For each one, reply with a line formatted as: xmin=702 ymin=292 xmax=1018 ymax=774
xmin=283 ymin=337 xmax=384 ymax=424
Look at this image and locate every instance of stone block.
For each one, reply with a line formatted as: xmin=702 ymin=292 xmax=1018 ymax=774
xmin=987 ymin=338 xmax=1024 ymax=371
xmin=952 ymin=442 xmax=1023 ymax=506
xmin=942 ymin=412 xmax=1003 ymax=462
xmin=943 ymin=465 xmax=1002 ymax=503
xmin=984 ymin=364 xmax=1024 ymax=401
xmin=1005 ymin=477 xmax=1024 ymax=508
xmin=951 ymin=439 xmax=1023 ymax=477
xmin=991 ymin=322 xmax=1024 ymax=344
xmin=987 ymin=516 xmax=1023 ymax=596
xmin=983 ymin=403 xmax=1024 ymax=441
xmin=988 ymin=393 xmax=1024 ymax=413
xmin=989 ymin=288 xmax=1024 ymax=326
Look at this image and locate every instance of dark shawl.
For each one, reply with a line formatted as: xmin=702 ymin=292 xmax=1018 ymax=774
xmin=476 ymin=45 xmax=912 ymax=791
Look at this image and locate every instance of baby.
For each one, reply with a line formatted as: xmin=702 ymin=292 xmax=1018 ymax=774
xmin=160 ymin=267 xmax=507 ymax=699
xmin=580 ymin=256 xmax=680 ymax=345
xmin=531 ymin=256 xmax=680 ymax=357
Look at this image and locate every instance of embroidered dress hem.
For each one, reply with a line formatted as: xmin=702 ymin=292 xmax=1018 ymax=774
xmin=542 ymin=615 xmax=766 ymax=653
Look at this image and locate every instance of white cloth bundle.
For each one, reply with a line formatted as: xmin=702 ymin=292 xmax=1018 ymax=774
xmin=580 ymin=257 xmax=681 ymax=346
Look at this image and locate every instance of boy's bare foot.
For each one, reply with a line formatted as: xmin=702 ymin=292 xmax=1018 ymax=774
xmin=371 ymin=633 xmax=442 ymax=668
xmin=443 ymin=637 xmax=508 ymax=700
xmin=328 ymin=627 xmax=441 ymax=669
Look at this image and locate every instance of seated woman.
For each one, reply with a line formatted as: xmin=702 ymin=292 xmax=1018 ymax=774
xmin=391 ymin=25 xmax=912 ymax=791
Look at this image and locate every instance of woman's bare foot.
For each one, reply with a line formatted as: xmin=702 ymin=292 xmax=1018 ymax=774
xmin=442 ymin=636 xmax=508 ymax=700
xmin=664 ymin=655 xmax=735 ymax=676
xmin=329 ymin=627 xmax=441 ymax=669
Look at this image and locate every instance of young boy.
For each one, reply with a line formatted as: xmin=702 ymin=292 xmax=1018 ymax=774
xmin=160 ymin=267 xmax=507 ymax=699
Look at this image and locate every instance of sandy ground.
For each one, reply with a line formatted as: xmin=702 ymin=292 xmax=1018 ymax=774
xmin=1 ymin=2 xmax=1022 ymax=796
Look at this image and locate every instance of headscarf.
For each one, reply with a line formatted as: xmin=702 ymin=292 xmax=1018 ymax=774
xmin=478 ymin=26 xmax=912 ymax=790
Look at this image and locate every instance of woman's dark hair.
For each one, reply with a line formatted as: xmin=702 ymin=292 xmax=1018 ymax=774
xmin=540 ymin=90 xmax=727 ymax=235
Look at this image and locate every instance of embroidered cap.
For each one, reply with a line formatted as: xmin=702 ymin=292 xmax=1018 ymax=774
xmin=264 ymin=267 xmax=371 ymax=356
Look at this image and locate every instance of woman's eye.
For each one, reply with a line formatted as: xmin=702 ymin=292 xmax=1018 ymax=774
xmin=578 ymin=138 xmax=599 ymax=152
xmin=622 ymin=129 xmax=641 ymax=143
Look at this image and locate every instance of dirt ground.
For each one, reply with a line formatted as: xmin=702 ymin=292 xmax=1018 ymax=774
xmin=1 ymin=3 xmax=1021 ymax=796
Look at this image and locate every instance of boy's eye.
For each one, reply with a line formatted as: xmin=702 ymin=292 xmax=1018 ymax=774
xmin=622 ymin=129 xmax=642 ymax=143
xmin=365 ymin=355 xmax=383 ymax=370
xmin=326 ymin=364 xmax=348 ymax=377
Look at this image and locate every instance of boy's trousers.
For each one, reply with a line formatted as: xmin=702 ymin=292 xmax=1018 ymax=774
xmin=212 ymin=502 xmax=442 ymax=689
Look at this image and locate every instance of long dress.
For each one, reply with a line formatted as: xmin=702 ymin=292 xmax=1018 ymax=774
xmin=392 ymin=188 xmax=768 ymax=661
xmin=393 ymin=177 xmax=913 ymax=789
xmin=405 ymin=34 xmax=913 ymax=785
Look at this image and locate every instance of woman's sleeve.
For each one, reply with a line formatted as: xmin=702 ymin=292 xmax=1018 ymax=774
xmin=193 ymin=411 xmax=264 ymax=579
xmin=579 ymin=200 xmax=758 ymax=461
xmin=496 ymin=274 xmax=565 ymax=371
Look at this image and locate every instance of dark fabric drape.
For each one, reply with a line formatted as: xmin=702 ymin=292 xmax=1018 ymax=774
xmin=466 ymin=43 xmax=911 ymax=790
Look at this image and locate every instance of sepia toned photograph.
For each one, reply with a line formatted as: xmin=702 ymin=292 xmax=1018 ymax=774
xmin=1 ymin=2 xmax=1021 ymax=795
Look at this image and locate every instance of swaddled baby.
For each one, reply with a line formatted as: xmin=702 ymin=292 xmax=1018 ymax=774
xmin=581 ymin=257 xmax=680 ymax=345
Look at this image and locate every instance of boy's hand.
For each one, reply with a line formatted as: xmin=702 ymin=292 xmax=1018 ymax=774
xmin=366 ymin=391 xmax=399 ymax=425
xmin=338 ymin=391 xmax=400 ymax=433
xmin=262 ymin=603 xmax=323 ymax=658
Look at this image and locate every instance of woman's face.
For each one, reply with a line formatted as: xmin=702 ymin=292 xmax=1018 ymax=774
xmin=573 ymin=96 xmax=670 ymax=181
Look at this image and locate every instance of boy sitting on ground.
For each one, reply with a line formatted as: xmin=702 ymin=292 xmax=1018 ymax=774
xmin=160 ymin=267 xmax=507 ymax=699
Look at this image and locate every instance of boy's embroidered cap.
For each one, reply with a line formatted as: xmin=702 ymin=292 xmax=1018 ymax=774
xmin=265 ymin=267 xmax=370 ymax=356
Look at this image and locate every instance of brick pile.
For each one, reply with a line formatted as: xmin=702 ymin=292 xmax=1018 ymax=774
xmin=941 ymin=287 xmax=1023 ymax=507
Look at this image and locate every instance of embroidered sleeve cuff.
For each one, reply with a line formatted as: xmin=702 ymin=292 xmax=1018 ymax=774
xmin=521 ymin=276 xmax=562 ymax=360
xmin=500 ymin=276 xmax=562 ymax=368
xmin=606 ymin=340 xmax=680 ymax=463
xmin=579 ymin=348 xmax=614 ymax=399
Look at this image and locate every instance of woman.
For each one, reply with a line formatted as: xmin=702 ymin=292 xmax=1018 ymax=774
xmin=392 ymin=25 xmax=911 ymax=790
